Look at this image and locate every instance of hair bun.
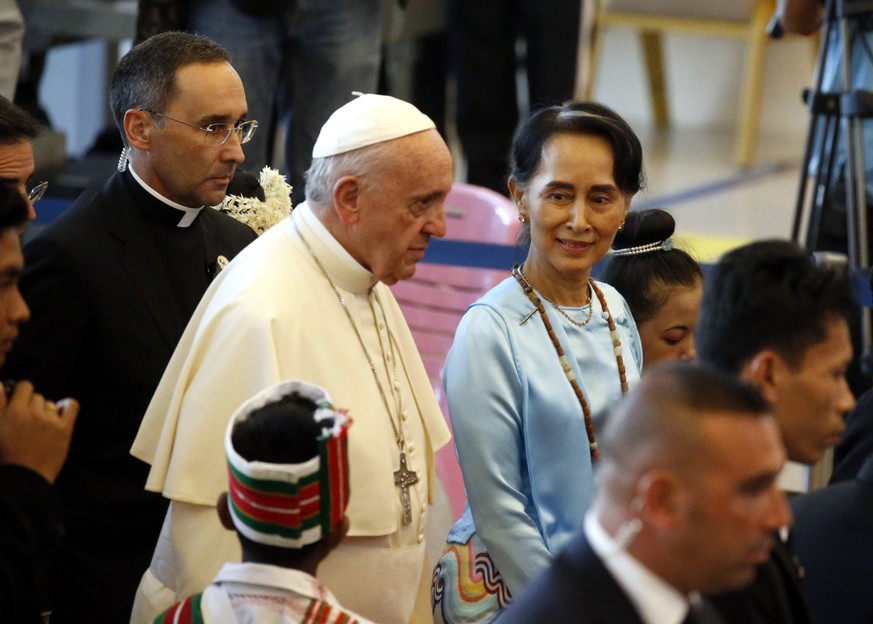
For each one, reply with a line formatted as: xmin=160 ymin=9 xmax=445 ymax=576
xmin=613 ymin=208 xmax=676 ymax=250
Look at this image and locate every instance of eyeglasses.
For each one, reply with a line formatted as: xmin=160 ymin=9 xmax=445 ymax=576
xmin=141 ymin=110 xmax=259 ymax=146
xmin=28 ymin=180 xmax=48 ymax=204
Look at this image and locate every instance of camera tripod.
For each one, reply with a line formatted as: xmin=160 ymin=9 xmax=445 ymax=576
xmin=792 ymin=0 xmax=873 ymax=371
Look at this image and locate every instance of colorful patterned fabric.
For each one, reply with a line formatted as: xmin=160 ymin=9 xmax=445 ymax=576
xmin=153 ymin=563 xmax=374 ymax=624
xmin=224 ymin=379 xmax=351 ymax=548
xmin=432 ymin=532 xmax=512 ymax=624
xmin=152 ymin=592 xmax=203 ymax=624
xmin=302 ymin=597 xmax=360 ymax=623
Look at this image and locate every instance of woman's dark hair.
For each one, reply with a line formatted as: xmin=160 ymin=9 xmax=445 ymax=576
xmin=510 ymin=100 xmax=645 ymax=247
xmin=510 ymin=100 xmax=645 ymax=194
xmin=600 ymin=209 xmax=702 ymax=324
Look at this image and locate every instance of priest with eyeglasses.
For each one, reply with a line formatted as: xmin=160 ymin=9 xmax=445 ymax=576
xmin=0 ymin=32 xmax=257 ymax=623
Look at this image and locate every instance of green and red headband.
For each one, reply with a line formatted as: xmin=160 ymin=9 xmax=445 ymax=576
xmin=224 ymin=380 xmax=351 ymax=548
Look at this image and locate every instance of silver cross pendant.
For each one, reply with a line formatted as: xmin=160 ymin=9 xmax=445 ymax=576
xmin=394 ymin=451 xmax=419 ymax=524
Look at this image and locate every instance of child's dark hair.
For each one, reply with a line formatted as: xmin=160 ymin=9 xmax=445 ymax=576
xmin=230 ymin=391 xmax=339 ymax=561
xmin=232 ymin=392 xmax=335 ymax=464
xmin=601 ymin=209 xmax=702 ymax=324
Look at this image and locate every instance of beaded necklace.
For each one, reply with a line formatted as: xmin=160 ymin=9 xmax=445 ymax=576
xmin=512 ymin=264 xmax=629 ymax=460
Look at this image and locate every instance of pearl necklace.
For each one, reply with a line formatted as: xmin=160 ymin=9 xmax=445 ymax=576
xmin=512 ymin=264 xmax=629 ymax=460
xmin=296 ymin=225 xmax=419 ymax=524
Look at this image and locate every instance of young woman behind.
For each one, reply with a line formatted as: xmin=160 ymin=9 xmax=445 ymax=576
xmin=601 ymin=208 xmax=703 ymax=365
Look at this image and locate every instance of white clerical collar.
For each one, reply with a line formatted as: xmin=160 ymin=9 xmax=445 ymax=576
xmin=585 ymin=512 xmax=690 ymax=624
xmin=292 ymin=202 xmax=377 ymax=294
xmin=128 ymin=163 xmax=205 ymax=228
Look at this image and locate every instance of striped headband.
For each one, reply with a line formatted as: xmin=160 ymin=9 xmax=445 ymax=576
xmin=224 ymin=380 xmax=351 ymax=549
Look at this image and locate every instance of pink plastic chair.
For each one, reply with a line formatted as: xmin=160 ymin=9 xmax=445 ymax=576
xmin=392 ymin=184 xmax=521 ymax=519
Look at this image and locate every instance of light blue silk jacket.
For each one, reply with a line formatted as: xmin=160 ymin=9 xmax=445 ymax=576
xmin=444 ymin=276 xmax=642 ymax=595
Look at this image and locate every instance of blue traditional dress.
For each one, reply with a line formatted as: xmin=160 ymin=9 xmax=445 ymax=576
xmin=432 ymin=276 xmax=642 ymax=623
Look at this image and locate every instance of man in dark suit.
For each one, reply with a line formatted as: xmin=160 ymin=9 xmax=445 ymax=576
xmin=500 ymin=363 xmax=790 ymax=624
xmin=0 ymin=31 xmax=257 ymax=622
xmin=695 ymin=240 xmax=858 ymax=624
xmin=790 ymin=451 xmax=873 ymax=624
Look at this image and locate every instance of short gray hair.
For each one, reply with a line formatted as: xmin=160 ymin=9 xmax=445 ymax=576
xmin=304 ymin=141 xmax=398 ymax=207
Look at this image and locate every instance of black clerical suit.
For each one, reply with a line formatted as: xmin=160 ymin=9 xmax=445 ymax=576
xmin=1 ymin=170 xmax=256 ymax=622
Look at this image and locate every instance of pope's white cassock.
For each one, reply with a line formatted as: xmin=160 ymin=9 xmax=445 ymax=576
xmin=130 ymin=201 xmax=451 ymax=624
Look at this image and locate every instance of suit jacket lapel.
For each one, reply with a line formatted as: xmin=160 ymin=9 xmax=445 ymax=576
xmin=104 ymin=173 xmax=186 ymax=350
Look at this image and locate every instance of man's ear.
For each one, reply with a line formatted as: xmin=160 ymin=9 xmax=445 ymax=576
xmin=636 ymin=469 xmax=686 ymax=529
xmin=124 ymin=109 xmax=151 ymax=151
xmin=216 ymin=492 xmax=235 ymax=531
xmin=332 ymin=176 xmax=362 ymax=225
xmin=744 ymin=350 xmax=782 ymax=405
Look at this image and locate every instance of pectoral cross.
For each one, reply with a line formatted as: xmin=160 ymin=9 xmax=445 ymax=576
xmin=394 ymin=451 xmax=419 ymax=524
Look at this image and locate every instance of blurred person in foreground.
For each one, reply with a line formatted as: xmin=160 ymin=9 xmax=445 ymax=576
xmin=500 ymin=362 xmax=790 ymax=624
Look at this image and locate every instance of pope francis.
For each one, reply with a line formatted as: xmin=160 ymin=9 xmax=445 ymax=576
xmin=129 ymin=93 xmax=453 ymax=624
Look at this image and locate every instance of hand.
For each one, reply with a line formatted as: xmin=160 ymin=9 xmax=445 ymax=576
xmin=0 ymin=380 xmax=79 ymax=483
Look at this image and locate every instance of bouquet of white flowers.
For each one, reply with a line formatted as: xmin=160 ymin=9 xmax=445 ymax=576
xmin=215 ymin=166 xmax=292 ymax=235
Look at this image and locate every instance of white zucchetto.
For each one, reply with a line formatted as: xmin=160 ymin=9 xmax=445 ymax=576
xmin=312 ymin=93 xmax=436 ymax=158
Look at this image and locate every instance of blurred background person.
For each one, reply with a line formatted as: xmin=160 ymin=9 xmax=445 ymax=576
xmin=432 ymin=100 xmax=644 ymax=623
xmin=601 ymin=208 xmax=703 ymax=365
xmin=184 ymin=0 xmax=383 ymax=206
xmin=696 ymin=239 xmax=857 ymax=624
xmin=449 ymin=0 xmax=583 ymax=194
xmin=0 ymin=0 xmax=22 ymax=100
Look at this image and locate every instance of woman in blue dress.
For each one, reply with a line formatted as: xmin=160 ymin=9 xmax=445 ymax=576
xmin=432 ymin=101 xmax=645 ymax=623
